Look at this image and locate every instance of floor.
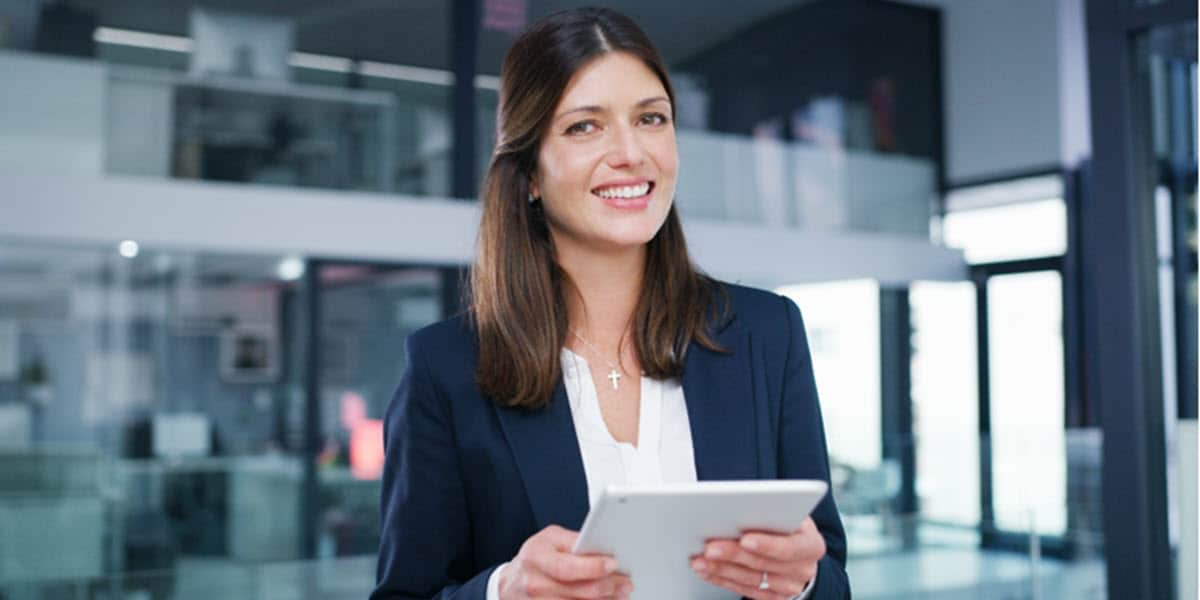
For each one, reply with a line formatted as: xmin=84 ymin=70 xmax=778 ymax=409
xmin=1 ymin=539 xmax=1108 ymax=600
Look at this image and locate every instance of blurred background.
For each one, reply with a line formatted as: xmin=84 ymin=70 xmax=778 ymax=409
xmin=0 ymin=0 xmax=1194 ymax=598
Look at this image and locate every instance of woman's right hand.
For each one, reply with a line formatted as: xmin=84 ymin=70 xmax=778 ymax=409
xmin=498 ymin=525 xmax=633 ymax=599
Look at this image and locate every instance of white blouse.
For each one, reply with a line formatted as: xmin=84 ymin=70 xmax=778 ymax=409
xmin=484 ymin=349 xmax=814 ymax=599
xmin=559 ymin=347 xmax=699 ymax=507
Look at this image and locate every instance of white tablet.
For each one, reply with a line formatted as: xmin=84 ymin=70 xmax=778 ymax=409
xmin=571 ymin=480 xmax=828 ymax=599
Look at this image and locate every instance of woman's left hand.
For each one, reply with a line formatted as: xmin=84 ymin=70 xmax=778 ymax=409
xmin=689 ymin=517 xmax=825 ymax=600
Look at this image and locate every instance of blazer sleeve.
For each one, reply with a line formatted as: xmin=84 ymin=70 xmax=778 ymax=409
xmin=371 ymin=334 xmax=495 ymax=600
xmin=778 ymin=296 xmax=852 ymax=600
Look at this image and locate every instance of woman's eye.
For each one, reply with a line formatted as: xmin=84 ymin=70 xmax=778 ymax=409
xmin=565 ymin=121 xmax=598 ymax=135
xmin=640 ymin=112 xmax=670 ymax=126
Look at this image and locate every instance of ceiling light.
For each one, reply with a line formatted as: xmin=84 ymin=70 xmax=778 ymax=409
xmin=277 ymin=256 xmax=305 ymax=281
xmin=118 ymin=240 xmax=140 ymax=258
xmin=289 ymin=52 xmax=354 ymax=73
xmin=94 ymin=27 xmax=192 ymax=52
xmin=358 ymin=61 xmax=453 ymax=86
xmin=93 ymin=26 xmax=500 ymax=88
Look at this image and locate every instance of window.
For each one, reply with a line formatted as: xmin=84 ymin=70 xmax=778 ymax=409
xmin=910 ymin=281 xmax=980 ymax=526
xmin=777 ymin=280 xmax=881 ymax=471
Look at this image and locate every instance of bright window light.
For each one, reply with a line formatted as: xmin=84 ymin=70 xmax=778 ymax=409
xmin=911 ymin=281 xmax=980 ymax=526
xmin=942 ymin=198 xmax=1067 ymax=264
xmin=776 ymin=279 xmax=881 ymax=471
xmin=988 ymin=271 xmax=1067 ymax=535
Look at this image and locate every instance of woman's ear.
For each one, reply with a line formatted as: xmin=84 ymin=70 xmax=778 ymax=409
xmin=529 ymin=176 xmax=539 ymax=199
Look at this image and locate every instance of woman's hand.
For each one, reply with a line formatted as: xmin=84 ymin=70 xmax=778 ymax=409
xmin=499 ymin=525 xmax=633 ymax=600
xmin=689 ymin=517 xmax=825 ymax=600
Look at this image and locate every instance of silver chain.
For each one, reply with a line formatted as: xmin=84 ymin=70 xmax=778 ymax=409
xmin=570 ymin=330 xmax=626 ymax=390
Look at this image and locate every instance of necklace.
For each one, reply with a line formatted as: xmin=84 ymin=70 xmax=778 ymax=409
xmin=571 ymin=330 xmax=625 ymax=390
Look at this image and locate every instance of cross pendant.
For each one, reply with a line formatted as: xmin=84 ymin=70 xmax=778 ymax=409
xmin=606 ymin=368 xmax=622 ymax=390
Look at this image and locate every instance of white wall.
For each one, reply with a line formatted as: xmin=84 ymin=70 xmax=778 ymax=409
xmin=1181 ymin=421 xmax=1198 ymax=600
xmin=941 ymin=0 xmax=1059 ymax=182
xmin=916 ymin=0 xmax=1090 ymax=184
xmin=0 ymin=51 xmax=106 ymax=176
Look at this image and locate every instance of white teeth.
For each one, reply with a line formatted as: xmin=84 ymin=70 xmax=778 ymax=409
xmin=594 ymin=183 xmax=651 ymax=199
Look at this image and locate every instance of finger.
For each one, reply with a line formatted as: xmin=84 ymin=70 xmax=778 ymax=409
xmin=741 ymin=529 xmax=825 ymax=562
xmin=538 ymin=525 xmax=581 ymax=551
xmin=514 ymin=571 xmax=601 ymax=600
xmin=701 ymin=540 xmax=793 ymax=573
xmin=693 ymin=569 xmax=793 ymax=600
xmin=529 ymin=550 xmax=618 ymax=583
xmin=691 ymin=557 xmax=807 ymax=597
xmin=797 ymin=517 xmax=817 ymax=534
xmin=792 ymin=518 xmax=827 ymax=557
xmin=557 ymin=573 xmax=633 ymax=599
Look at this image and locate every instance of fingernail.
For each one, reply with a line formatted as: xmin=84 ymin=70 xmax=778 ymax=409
xmin=691 ymin=558 xmax=707 ymax=572
xmin=620 ymin=582 xmax=633 ymax=594
xmin=742 ymin=537 xmax=760 ymax=550
xmin=604 ymin=558 xmax=618 ymax=573
xmin=705 ymin=546 xmax=723 ymax=559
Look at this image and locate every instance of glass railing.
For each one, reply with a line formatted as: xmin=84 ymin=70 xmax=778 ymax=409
xmin=106 ymin=64 xmax=400 ymax=193
xmin=675 ymin=130 xmax=935 ymax=234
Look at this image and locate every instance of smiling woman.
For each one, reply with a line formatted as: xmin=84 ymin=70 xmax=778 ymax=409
xmin=533 ymin=53 xmax=677 ymax=253
xmin=471 ymin=8 xmax=722 ymax=414
xmin=372 ymin=7 xmax=850 ymax=600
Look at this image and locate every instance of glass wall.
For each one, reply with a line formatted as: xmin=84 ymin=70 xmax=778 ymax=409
xmin=311 ymin=263 xmax=442 ymax=559
xmin=938 ymin=178 xmax=1105 ymax=594
xmin=0 ymin=242 xmax=305 ymax=597
xmin=0 ymin=241 xmax=442 ymax=598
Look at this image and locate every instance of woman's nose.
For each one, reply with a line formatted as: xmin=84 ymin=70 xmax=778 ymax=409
xmin=604 ymin=125 xmax=646 ymax=169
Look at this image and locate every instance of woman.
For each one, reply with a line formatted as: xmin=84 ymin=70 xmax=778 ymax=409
xmin=372 ymin=7 xmax=849 ymax=600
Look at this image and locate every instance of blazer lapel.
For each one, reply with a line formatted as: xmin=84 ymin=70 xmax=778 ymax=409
xmin=682 ymin=320 xmax=761 ymax=481
xmin=493 ymin=380 xmax=590 ymax=531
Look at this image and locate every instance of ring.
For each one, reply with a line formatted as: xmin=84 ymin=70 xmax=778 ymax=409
xmin=758 ymin=571 xmax=770 ymax=591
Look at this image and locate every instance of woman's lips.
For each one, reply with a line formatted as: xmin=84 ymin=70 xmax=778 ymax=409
xmin=593 ymin=181 xmax=654 ymax=210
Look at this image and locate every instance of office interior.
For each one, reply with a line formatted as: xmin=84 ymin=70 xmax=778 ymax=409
xmin=0 ymin=0 xmax=1194 ymax=598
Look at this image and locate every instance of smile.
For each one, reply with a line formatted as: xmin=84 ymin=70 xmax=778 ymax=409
xmin=592 ymin=181 xmax=653 ymax=199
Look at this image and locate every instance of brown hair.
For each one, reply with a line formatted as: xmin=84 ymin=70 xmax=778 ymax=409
xmin=470 ymin=6 xmax=726 ymax=409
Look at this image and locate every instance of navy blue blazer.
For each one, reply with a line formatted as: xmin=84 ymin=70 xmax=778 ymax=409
xmin=372 ymin=283 xmax=850 ymax=599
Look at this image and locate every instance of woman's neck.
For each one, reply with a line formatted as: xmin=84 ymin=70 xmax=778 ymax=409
xmin=557 ymin=243 xmax=645 ymax=347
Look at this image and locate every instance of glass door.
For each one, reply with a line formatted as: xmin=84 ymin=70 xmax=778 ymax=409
xmin=302 ymin=261 xmax=446 ymax=559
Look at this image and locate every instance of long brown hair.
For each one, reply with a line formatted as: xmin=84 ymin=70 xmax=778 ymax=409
xmin=470 ymin=6 xmax=727 ymax=409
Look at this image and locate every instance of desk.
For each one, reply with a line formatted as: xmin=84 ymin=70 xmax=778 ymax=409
xmin=0 ymin=450 xmax=105 ymax=584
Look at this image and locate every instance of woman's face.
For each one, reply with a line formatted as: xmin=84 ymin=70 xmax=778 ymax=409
xmin=531 ymin=51 xmax=678 ymax=257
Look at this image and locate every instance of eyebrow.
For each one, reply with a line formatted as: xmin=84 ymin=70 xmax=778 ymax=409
xmin=554 ymin=96 xmax=671 ymax=123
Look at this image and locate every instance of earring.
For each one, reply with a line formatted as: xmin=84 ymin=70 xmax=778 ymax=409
xmin=527 ymin=192 xmax=536 ymax=204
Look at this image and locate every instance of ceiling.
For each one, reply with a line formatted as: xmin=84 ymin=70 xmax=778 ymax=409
xmin=72 ymin=0 xmax=818 ymax=73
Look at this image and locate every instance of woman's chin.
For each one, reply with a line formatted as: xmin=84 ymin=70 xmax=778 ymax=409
xmin=597 ymin=222 xmax=666 ymax=249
